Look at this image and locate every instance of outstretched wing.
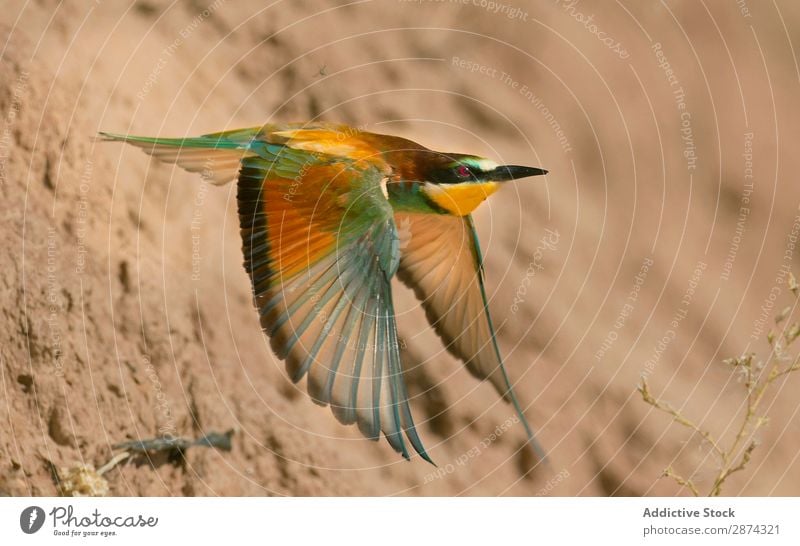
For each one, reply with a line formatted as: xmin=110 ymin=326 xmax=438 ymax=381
xmin=238 ymin=147 xmax=431 ymax=462
xmin=395 ymin=212 xmax=545 ymax=459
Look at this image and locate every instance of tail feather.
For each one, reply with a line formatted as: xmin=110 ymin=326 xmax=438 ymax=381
xmin=99 ymin=129 xmax=261 ymax=185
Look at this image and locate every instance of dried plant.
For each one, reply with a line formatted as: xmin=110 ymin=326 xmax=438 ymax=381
xmin=638 ymin=273 xmax=800 ymax=496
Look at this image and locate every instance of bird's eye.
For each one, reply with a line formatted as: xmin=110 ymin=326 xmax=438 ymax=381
xmin=455 ymin=165 xmax=471 ymax=178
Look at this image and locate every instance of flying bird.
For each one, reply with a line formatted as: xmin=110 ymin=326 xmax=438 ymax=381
xmin=101 ymin=123 xmax=548 ymax=464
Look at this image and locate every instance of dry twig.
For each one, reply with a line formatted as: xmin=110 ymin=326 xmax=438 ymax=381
xmin=639 ymin=282 xmax=800 ymax=496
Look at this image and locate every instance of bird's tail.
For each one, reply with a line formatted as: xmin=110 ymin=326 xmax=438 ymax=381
xmin=98 ymin=127 xmax=262 ymax=185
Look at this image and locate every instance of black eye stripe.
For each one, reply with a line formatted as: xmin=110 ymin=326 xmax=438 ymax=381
xmin=429 ymin=164 xmax=482 ymax=184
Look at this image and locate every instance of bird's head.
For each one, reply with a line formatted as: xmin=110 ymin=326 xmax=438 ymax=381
xmin=419 ymin=153 xmax=548 ymax=216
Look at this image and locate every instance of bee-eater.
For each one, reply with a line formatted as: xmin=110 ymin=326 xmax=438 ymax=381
xmin=101 ymin=123 xmax=548 ymax=464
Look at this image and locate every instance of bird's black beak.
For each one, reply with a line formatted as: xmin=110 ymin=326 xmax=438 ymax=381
xmin=489 ymin=165 xmax=548 ymax=182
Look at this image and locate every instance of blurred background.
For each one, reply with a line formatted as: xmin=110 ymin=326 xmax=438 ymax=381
xmin=2 ymin=0 xmax=800 ymax=496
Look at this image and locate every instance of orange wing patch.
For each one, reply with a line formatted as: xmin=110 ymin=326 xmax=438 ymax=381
xmin=271 ymin=128 xmax=387 ymax=167
xmin=260 ymin=161 xmax=359 ymax=279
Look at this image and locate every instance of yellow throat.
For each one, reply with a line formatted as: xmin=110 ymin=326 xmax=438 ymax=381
xmin=423 ymin=181 xmax=500 ymax=216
